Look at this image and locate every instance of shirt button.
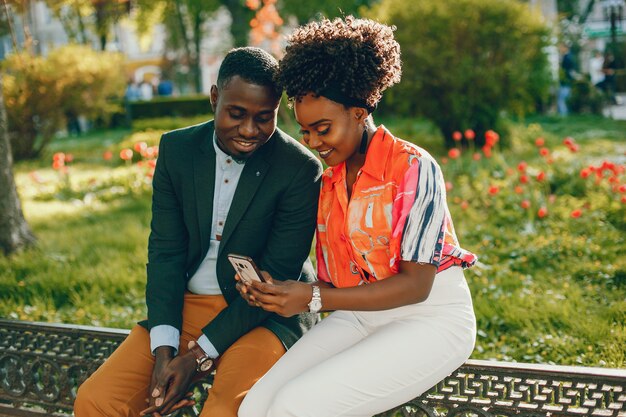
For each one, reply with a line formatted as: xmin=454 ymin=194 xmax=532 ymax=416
xmin=226 ymin=159 xmax=232 ymax=164
xmin=218 ymin=221 xmax=224 ymax=226
xmin=224 ymin=179 xmax=229 ymax=184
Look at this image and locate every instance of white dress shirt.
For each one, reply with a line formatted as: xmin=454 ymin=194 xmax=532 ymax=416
xmin=150 ymin=133 xmax=246 ymax=357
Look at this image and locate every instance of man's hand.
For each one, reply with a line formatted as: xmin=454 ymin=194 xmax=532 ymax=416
xmin=140 ymin=347 xmax=198 ymax=416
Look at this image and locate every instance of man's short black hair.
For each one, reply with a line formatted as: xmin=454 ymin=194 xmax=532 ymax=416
xmin=217 ymin=47 xmax=281 ymax=97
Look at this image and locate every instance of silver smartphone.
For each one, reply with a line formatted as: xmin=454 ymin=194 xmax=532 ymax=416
xmin=227 ymin=253 xmax=266 ymax=284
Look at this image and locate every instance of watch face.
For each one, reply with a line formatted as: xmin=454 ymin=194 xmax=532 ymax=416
xmin=199 ymin=358 xmax=213 ymax=372
xmin=310 ymin=299 xmax=322 ymax=312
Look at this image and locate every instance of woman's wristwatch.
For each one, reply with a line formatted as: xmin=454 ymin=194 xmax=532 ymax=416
xmin=308 ymin=285 xmax=322 ymax=313
xmin=187 ymin=340 xmax=214 ymax=372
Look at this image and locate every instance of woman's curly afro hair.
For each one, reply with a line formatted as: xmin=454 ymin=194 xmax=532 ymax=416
xmin=278 ymin=16 xmax=402 ymax=109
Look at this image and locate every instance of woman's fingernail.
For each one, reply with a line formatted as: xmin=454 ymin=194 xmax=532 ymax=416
xmin=155 ymin=398 xmax=163 ymax=407
xmin=152 ymin=388 xmax=159 ymax=397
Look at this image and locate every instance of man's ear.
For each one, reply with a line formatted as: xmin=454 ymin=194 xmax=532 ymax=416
xmin=210 ymin=85 xmax=218 ymax=112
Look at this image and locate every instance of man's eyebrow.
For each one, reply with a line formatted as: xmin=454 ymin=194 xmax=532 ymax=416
xmin=227 ymin=105 xmax=275 ymax=115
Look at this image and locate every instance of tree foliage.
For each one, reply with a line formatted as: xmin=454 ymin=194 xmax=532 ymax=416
xmin=279 ymin=0 xmax=377 ymax=24
xmin=133 ymin=0 xmax=221 ymax=92
xmin=2 ymin=44 xmax=125 ymax=160
xmin=367 ymin=0 xmax=552 ymax=147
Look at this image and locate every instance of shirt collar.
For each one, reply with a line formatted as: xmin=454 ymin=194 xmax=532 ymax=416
xmin=213 ymin=132 xmax=244 ymax=169
xmin=327 ymin=125 xmax=393 ymax=186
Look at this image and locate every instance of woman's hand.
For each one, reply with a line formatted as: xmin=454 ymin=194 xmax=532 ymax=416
xmin=237 ymin=272 xmax=313 ymax=317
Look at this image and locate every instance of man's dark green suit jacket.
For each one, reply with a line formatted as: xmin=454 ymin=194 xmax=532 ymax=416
xmin=141 ymin=120 xmax=323 ymax=354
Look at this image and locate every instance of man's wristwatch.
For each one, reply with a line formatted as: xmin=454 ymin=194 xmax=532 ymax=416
xmin=187 ymin=340 xmax=214 ymax=373
xmin=308 ymin=285 xmax=322 ymax=313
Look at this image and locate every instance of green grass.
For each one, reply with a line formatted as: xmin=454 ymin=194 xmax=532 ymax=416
xmin=2 ymin=115 xmax=625 ymax=368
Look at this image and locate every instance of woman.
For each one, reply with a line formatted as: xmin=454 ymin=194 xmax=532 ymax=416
xmin=237 ymin=16 xmax=477 ymax=417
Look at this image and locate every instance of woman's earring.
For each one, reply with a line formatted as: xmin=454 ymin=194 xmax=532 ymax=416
xmin=359 ymin=127 xmax=368 ymax=154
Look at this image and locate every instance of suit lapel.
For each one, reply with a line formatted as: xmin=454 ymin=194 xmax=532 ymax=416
xmin=218 ymin=147 xmax=270 ymax=253
xmin=193 ymin=122 xmax=216 ymax=258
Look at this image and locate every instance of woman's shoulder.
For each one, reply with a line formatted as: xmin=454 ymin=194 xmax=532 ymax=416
xmin=387 ymin=133 xmax=441 ymax=175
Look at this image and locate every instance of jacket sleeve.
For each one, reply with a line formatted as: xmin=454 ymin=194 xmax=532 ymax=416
xmin=145 ymin=135 xmax=188 ymax=333
xmin=201 ymin=156 xmax=322 ymax=354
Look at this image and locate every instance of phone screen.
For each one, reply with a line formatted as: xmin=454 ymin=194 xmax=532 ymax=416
xmin=227 ymin=254 xmax=265 ymax=284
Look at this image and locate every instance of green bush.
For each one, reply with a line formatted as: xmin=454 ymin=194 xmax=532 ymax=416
xmin=128 ymin=96 xmax=212 ymax=120
xmin=2 ymin=45 xmax=126 ymax=160
xmin=367 ymin=0 xmax=552 ymax=147
xmin=131 ymin=115 xmax=212 ymax=132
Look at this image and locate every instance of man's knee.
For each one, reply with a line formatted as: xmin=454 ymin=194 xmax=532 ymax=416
xmin=74 ymin=376 xmax=101 ymax=416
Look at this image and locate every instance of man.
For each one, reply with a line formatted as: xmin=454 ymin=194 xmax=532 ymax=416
xmin=74 ymin=47 xmax=322 ymax=417
xmin=558 ymin=43 xmax=578 ymax=116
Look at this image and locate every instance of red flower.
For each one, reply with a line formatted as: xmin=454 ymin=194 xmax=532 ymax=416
xmin=536 ymin=171 xmax=546 ymax=182
xmin=535 ymin=137 xmax=545 ymax=147
xmin=517 ymin=161 xmax=527 ymax=172
xmin=563 ymin=137 xmax=574 ymax=147
xmin=488 ymin=185 xmax=499 ymax=196
xmin=148 ymin=159 xmax=157 ymax=168
xmin=601 ymin=161 xmax=615 ymax=172
xmin=514 ymin=186 xmax=524 ymax=194
xmin=568 ymin=144 xmax=579 ymax=153
xmin=445 ymin=181 xmax=453 ymax=192
xmin=537 ymin=207 xmax=548 ymax=218
xmin=464 ymin=129 xmax=475 ymax=140
xmin=460 ymin=200 xmax=469 ymax=210
xmin=482 ymin=145 xmax=492 ymax=158
xmin=619 ymin=184 xmax=626 ymax=193
xmin=134 ymin=141 xmax=148 ymax=153
xmin=472 ymin=153 xmax=481 ymax=161
xmin=441 ymin=157 xmax=449 ymax=165
xmin=520 ymin=200 xmax=531 ymax=209
xmin=485 ymin=130 xmax=499 ymax=147
xmin=520 ymin=174 xmax=529 ymax=184
xmin=622 ymin=195 xmax=626 ymax=204
xmin=580 ymin=168 xmax=592 ymax=179
xmin=52 ymin=160 xmax=64 ymax=170
xmin=120 ymin=149 xmax=134 ymax=161
xmin=570 ymin=209 xmax=582 ymax=218
xmin=103 ymin=151 xmax=113 ymax=161
xmin=448 ymin=148 xmax=461 ymax=159
xmin=65 ymin=153 xmax=74 ymax=163
xmin=452 ymin=131 xmax=462 ymax=141
xmin=539 ymin=147 xmax=550 ymax=157
xmin=53 ymin=152 xmax=65 ymax=162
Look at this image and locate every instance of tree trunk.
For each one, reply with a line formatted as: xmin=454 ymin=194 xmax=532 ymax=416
xmin=222 ymin=0 xmax=253 ymax=47
xmin=0 ymin=73 xmax=36 ymax=255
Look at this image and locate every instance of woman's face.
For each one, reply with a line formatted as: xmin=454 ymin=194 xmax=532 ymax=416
xmin=294 ymin=93 xmax=366 ymax=167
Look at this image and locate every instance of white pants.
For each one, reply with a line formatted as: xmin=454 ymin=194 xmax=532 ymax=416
xmin=238 ymin=266 xmax=476 ymax=417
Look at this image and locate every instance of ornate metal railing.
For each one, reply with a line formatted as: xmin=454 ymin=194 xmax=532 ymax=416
xmin=1 ymin=319 xmax=624 ymax=417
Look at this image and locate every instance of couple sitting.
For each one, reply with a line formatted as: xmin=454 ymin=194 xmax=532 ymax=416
xmin=75 ymin=16 xmax=477 ymax=417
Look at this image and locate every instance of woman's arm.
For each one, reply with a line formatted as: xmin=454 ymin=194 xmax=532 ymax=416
xmin=239 ymin=262 xmax=436 ymax=317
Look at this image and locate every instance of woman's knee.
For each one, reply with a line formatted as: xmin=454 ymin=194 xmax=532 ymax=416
xmin=266 ymin=383 xmax=314 ymax=417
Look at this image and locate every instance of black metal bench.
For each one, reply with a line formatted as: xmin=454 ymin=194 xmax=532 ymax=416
xmin=1 ymin=319 xmax=625 ymax=417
